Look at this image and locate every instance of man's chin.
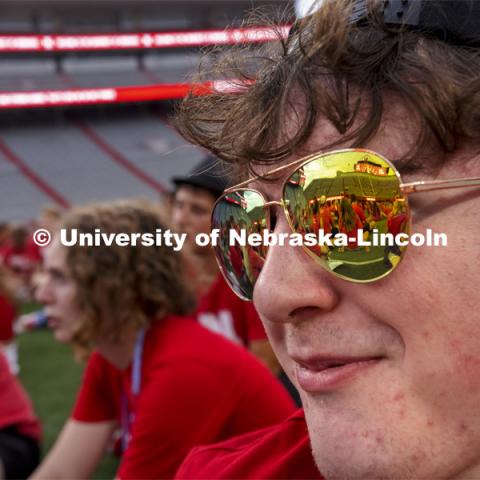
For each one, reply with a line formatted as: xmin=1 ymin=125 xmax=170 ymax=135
xmin=311 ymin=442 xmax=393 ymax=480
xmin=305 ymin=407 xmax=393 ymax=480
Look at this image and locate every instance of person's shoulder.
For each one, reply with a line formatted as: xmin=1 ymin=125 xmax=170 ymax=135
xmin=195 ymin=408 xmax=308 ymax=451
xmin=150 ymin=313 xmax=237 ymax=348
xmin=146 ymin=314 xmax=223 ymax=360
xmin=197 ymin=272 xmax=234 ymax=309
xmin=149 ymin=314 xmax=208 ymax=343
xmin=85 ymin=350 xmax=119 ymax=378
xmin=160 ymin=315 xmax=258 ymax=364
xmin=151 ymin=315 xmax=268 ymax=373
xmin=175 ymin=409 xmax=323 ymax=479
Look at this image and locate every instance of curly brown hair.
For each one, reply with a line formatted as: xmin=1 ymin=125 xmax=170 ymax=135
xmin=175 ymin=0 xmax=480 ymax=175
xmin=60 ymin=199 xmax=195 ymax=358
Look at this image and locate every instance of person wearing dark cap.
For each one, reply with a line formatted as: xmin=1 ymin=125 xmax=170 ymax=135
xmin=172 ymin=155 xmax=228 ymax=200
xmin=171 ymin=156 xmax=229 ymax=286
xmin=171 ymin=156 xmax=287 ymax=381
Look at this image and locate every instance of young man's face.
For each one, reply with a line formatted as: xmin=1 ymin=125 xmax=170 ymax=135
xmin=252 ymin=103 xmax=480 ymax=479
xmin=171 ymin=184 xmax=217 ymax=252
xmin=36 ymin=240 xmax=81 ymax=343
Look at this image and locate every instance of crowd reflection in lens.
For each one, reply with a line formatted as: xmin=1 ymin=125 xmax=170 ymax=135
xmin=213 ymin=191 xmax=268 ymax=298
xmin=212 ymin=152 xmax=411 ymax=290
xmin=283 ymin=152 xmax=410 ymax=280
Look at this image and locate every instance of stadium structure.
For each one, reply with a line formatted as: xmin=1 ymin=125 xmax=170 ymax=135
xmin=0 ymin=0 xmax=292 ymax=221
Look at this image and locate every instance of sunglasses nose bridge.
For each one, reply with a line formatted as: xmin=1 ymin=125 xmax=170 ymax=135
xmin=263 ymin=200 xmax=284 ymax=208
xmin=262 ymin=199 xmax=289 ymax=232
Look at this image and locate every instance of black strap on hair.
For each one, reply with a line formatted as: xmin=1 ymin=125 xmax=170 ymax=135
xmin=353 ymin=0 xmax=480 ymax=47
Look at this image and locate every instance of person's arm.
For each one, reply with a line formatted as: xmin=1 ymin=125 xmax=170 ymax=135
xmin=14 ymin=310 xmax=48 ymax=334
xmin=32 ymin=352 xmax=119 ymax=479
xmin=30 ymin=419 xmax=115 ymax=480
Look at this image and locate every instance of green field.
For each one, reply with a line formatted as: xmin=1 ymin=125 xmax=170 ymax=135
xmin=17 ymin=329 xmax=119 ymax=479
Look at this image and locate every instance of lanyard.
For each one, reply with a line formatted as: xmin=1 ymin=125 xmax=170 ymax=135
xmin=121 ymin=328 xmax=145 ymax=452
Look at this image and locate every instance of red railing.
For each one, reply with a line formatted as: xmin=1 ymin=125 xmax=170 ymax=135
xmin=0 ymin=80 xmax=252 ymax=109
xmin=0 ymin=25 xmax=288 ymax=108
xmin=0 ymin=26 xmax=290 ymax=52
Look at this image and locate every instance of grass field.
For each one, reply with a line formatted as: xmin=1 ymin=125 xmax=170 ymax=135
xmin=17 ymin=328 xmax=119 ymax=478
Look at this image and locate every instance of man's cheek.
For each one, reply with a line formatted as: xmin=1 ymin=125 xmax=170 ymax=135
xmin=262 ymin=322 xmax=288 ymax=360
xmin=262 ymin=320 xmax=285 ymax=344
xmin=410 ymin=336 xmax=480 ymax=415
xmin=448 ymin=339 xmax=480 ymax=395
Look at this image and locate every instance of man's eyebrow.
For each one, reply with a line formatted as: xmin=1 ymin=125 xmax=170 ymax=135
xmin=392 ymin=154 xmax=432 ymax=176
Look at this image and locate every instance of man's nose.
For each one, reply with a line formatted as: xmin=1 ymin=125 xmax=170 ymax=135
xmin=253 ymin=218 xmax=340 ymax=323
xmin=172 ymin=206 xmax=191 ymax=230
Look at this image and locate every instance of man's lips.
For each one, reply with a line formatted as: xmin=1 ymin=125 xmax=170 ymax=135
xmin=292 ymin=355 xmax=384 ymax=392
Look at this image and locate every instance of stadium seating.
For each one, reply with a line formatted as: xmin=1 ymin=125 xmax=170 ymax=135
xmin=0 ymin=0 xmax=291 ymax=221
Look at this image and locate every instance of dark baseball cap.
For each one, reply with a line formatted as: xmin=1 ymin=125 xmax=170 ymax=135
xmin=172 ymin=155 xmax=230 ymax=199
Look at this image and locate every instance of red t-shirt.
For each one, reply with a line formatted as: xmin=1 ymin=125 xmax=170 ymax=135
xmin=196 ymin=273 xmax=266 ymax=346
xmin=0 ymin=294 xmax=16 ymax=342
xmin=2 ymin=242 xmax=41 ymax=274
xmin=228 ymin=245 xmax=245 ymax=278
xmin=352 ymin=204 xmax=366 ymax=223
xmin=388 ymin=213 xmax=408 ymax=237
xmin=72 ymin=315 xmax=295 ymax=479
xmin=0 ymin=354 xmax=41 ymax=440
xmin=319 ymin=206 xmax=332 ymax=234
xmin=176 ymin=409 xmax=324 ymax=479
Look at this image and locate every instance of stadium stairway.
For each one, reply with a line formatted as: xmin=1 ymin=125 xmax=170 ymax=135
xmin=0 ymin=112 xmax=204 ymax=221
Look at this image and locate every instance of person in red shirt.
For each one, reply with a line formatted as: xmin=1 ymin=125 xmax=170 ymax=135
xmin=338 ymin=196 xmax=364 ymax=248
xmin=387 ymin=200 xmax=408 ymax=237
xmin=176 ymin=410 xmax=322 ymax=480
xmin=2 ymin=224 xmax=43 ymax=302
xmin=171 ymin=156 xmax=281 ymax=375
xmin=32 ymin=200 xmax=294 ymax=480
xmin=0 ymin=354 xmax=41 ymax=479
xmin=2 ymin=225 xmax=41 ymax=276
xmin=196 ymin=273 xmax=266 ymax=345
xmin=0 ymin=269 xmax=16 ymax=346
xmin=0 ymin=293 xmax=15 ymax=346
xmin=350 ymin=194 xmax=366 ymax=224
xmin=0 ymin=267 xmax=19 ymax=375
xmin=174 ymin=1 xmax=480 ymax=479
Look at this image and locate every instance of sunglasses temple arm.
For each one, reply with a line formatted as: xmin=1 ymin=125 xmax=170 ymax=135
xmin=400 ymin=177 xmax=480 ymax=194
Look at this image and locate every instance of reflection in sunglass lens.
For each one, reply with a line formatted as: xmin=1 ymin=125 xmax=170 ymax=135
xmin=212 ymin=150 xmax=411 ymax=301
xmin=212 ymin=189 xmax=268 ymax=300
xmin=283 ymin=150 xmax=409 ymax=282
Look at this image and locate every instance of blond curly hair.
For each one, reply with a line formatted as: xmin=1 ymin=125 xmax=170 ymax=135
xmin=60 ymin=199 xmax=195 ymax=359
